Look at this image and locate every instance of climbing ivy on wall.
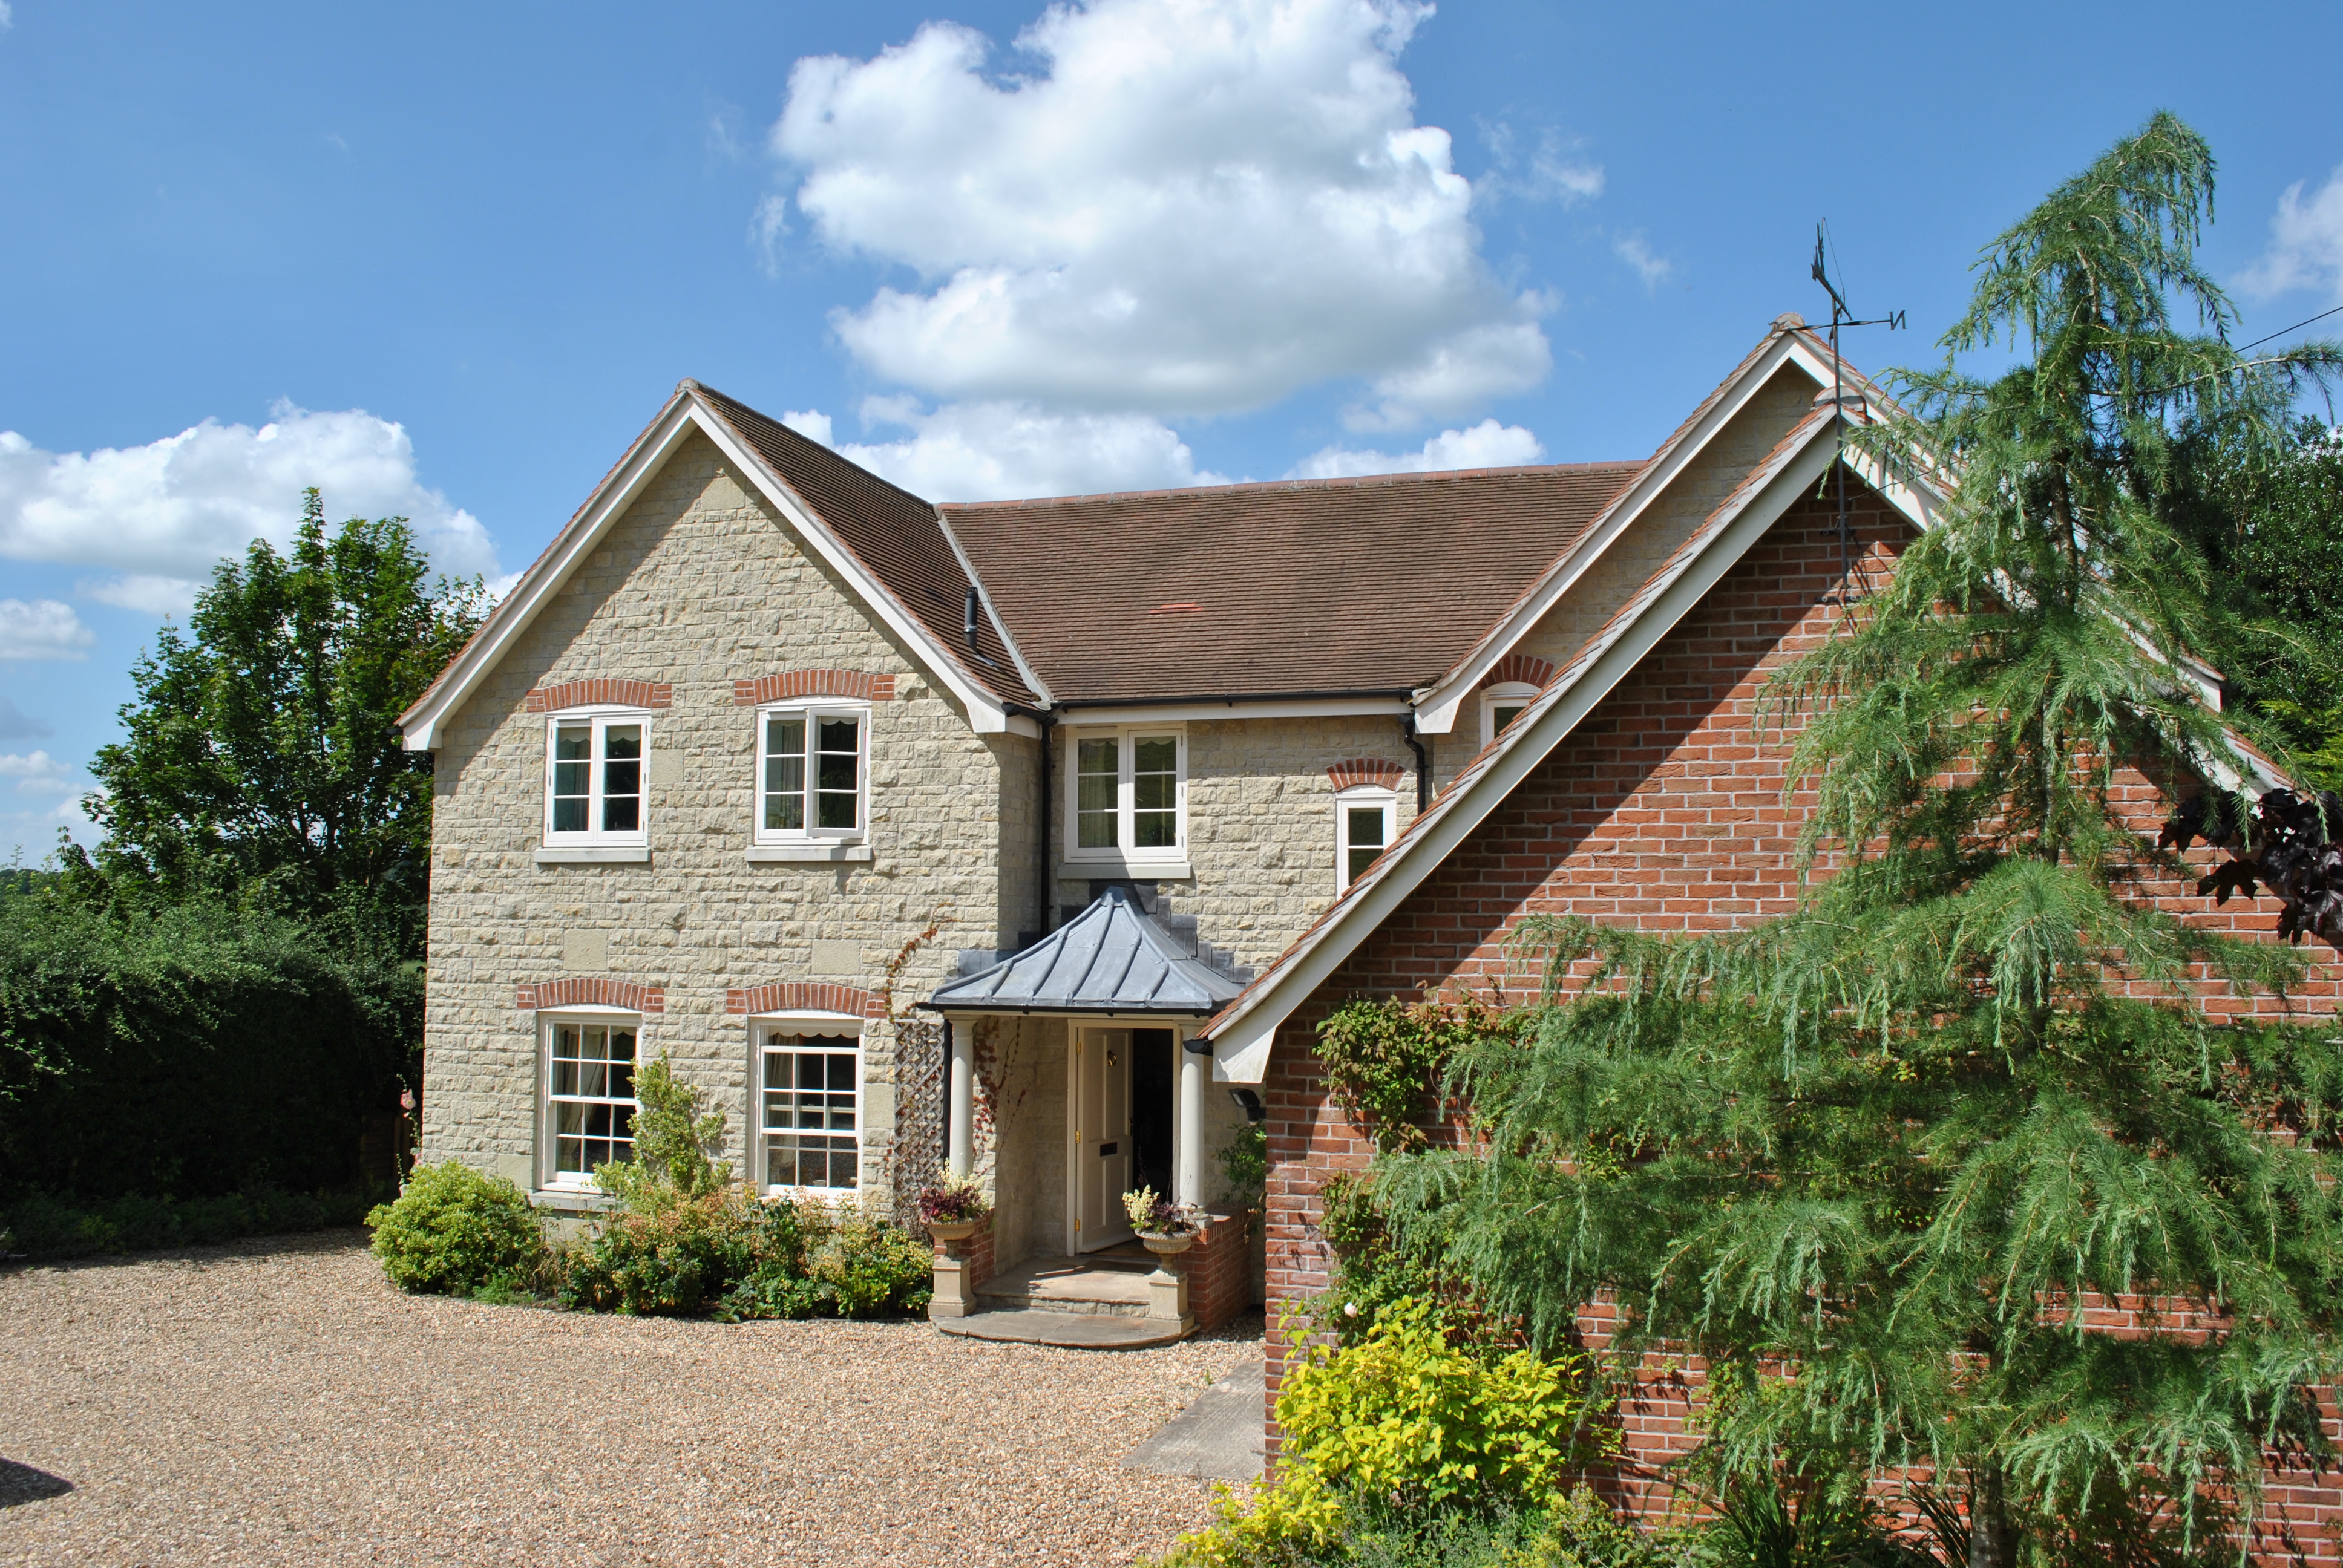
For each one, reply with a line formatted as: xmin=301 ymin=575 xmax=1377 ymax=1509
xmin=1311 ymin=996 xmax=1514 ymax=1152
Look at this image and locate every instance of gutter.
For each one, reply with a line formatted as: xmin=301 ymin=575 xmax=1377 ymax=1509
xmin=1401 ymin=714 xmax=1430 ymax=815
xmin=1050 ymin=687 xmax=1415 ymax=711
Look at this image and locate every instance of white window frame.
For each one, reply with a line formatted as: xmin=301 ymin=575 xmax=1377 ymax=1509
xmin=1063 ymin=725 xmax=1188 ymax=866
xmin=752 ymin=701 xmax=871 ymax=846
xmin=752 ymin=1013 xmax=867 ymax=1198
xmin=538 ymin=1006 xmax=645 ymax=1193
xmin=1334 ymin=785 xmax=1398 ymax=892
xmin=543 ymin=707 xmax=653 ymax=848
xmin=1480 ymin=683 xmax=1540 ymax=749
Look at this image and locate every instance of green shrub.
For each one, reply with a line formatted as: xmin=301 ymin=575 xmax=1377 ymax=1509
xmin=590 ymin=1050 xmax=730 ymax=1212
xmin=1 ymin=1186 xmax=379 ymax=1259
xmin=365 ymin=1162 xmax=545 ymax=1295
xmin=1155 ymin=1302 xmax=1623 ymax=1567
xmin=559 ymin=1186 xmax=755 ymax=1315
xmin=809 ymin=1209 xmax=932 ymax=1315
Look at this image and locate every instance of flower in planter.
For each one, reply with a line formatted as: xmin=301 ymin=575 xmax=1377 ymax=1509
xmin=914 ymin=1166 xmax=990 ymax=1227
xmin=1121 ymin=1185 xmax=1205 ymax=1236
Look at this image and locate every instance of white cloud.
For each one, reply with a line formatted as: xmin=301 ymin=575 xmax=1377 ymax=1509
xmin=2240 ymin=162 xmax=2343 ymax=304
xmin=771 ymin=0 xmax=1550 ymax=424
xmin=0 ymin=696 xmax=51 ymax=741
xmin=1475 ymin=123 xmax=1602 ymax=208
xmin=0 ymin=751 xmax=74 ymax=796
xmin=0 ymin=403 xmax=499 ymax=615
xmin=0 ymin=5 xmax=13 ymax=30
xmin=799 ymin=398 xmax=1230 ymax=501
xmin=1291 ymin=417 xmax=1544 ymax=479
xmin=0 ymin=598 xmax=95 ymax=660
xmin=781 ymin=409 xmax=835 ymax=446
xmin=1614 ymin=233 xmax=1675 ymax=292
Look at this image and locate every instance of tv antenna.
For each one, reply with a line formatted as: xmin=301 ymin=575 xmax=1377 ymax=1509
xmin=1810 ymin=222 xmax=1903 ymax=604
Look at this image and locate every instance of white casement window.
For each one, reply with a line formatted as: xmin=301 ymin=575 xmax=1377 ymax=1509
xmin=1335 ymin=785 xmax=1398 ymax=891
xmin=1064 ymin=727 xmax=1187 ymax=864
xmin=756 ymin=1022 xmax=863 ymax=1194
xmin=1480 ymin=683 xmax=1539 ymax=749
xmin=544 ymin=710 xmax=652 ymax=846
xmin=542 ymin=1011 xmax=641 ymax=1191
xmin=755 ymin=704 xmax=868 ymax=843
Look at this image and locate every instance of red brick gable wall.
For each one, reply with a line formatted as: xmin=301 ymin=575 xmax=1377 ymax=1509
xmin=1260 ymin=479 xmax=2343 ymax=1554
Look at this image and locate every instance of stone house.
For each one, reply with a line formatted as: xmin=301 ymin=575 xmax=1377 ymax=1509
xmin=401 ymin=310 xmax=2333 ymax=1523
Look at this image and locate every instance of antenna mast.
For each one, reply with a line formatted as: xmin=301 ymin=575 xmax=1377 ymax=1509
xmin=1809 ymin=222 xmax=1903 ymax=605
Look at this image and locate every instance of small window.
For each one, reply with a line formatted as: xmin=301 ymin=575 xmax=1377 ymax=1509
xmin=1334 ymin=786 xmax=1397 ymax=890
xmin=545 ymin=711 xmax=650 ymax=845
xmin=757 ymin=704 xmax=868 ymax=843
xmin=1480 ymin=682 xmax=1540 ymax=749
xmin=759 ymin=1028 xmax=862 ymax=1193
xmin=543 ymin=1016 xmax=640 ymax=1190
xmin=1064 ymin=727 xmax=1187 ymax=863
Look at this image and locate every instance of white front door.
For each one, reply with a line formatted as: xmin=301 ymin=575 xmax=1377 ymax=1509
xmin=1070 ymin=1027 xmax=1135 ymax=1252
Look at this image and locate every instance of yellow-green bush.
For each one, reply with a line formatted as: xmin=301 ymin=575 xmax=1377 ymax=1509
xmin=1153 ymin=1301 xmax=1623 ymax=1567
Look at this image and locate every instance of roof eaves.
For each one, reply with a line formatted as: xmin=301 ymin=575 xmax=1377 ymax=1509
xmin=683 ymin=391 xmax=1035 ymax=727
xmin=1411 ymin=317 xmax=1818 ymax=730
xmin=399 ymin=386 xmax=699 ymax=748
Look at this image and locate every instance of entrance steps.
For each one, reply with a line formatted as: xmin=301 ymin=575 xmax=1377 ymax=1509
xmin=935 ymin=1243 xmax=1193 ymax=1349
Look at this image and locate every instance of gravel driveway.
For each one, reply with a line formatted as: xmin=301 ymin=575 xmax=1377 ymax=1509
xmin=0 ymin=1230 xmax=1264 ymax=1567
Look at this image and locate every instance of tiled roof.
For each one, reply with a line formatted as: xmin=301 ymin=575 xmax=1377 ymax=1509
xmin=941 ymin=462 xmax=1643 ymax=705
xmin=689 ymin=385 xmax=1043 ymax=708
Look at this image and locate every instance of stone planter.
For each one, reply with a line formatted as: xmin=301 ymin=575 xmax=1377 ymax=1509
xmin=1139 ymin=1232 xmax=1197 ymax=1258
xmin=927 ymin=1218 xmax=983 ymax=1244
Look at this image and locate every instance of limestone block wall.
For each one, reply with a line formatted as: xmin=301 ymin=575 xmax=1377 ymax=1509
xmin=418 ymin=430 xmax=1036 ymax=1212
xmin=968 ymin=1013 xmax=1066 ymax=1267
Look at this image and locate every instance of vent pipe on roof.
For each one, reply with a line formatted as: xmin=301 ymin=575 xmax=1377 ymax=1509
xmin=963 ymin=586 xmax=981 ymax=652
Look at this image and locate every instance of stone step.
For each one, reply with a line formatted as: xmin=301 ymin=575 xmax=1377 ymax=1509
xmin=976 ymin=1257 xmax=1156 ymax=1318
xmin=936 ymin=1308 xmax=1190 ymax=1350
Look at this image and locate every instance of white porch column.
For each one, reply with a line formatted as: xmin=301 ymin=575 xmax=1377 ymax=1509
xmin=948 ymin=1020 xmax=975 ymax=1178
xmin=1175 ymin=1030 xmax=1207 ymax=1206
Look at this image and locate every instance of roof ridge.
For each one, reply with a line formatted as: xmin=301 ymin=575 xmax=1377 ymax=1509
xmin=936 ymin=458 xmax=1644 ymax=513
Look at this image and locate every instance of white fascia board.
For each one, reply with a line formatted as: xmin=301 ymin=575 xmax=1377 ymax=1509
xmin=1208 ymin=423 xmax=1839 ymax=1083
xmin=1058 ymin=696 xmax=1411 ymax=726
xmin=1413 ymin=330 xmax=1825 ymax=736
xmin=680 ymin=407 xmax=1026 ymax=736
xmin=401 ymin=395 xmax=700 ymax=751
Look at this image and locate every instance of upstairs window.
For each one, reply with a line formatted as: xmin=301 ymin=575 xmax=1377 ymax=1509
xmin=1335 ymin=786 xmax=1397 ymax=890
xmin=1066 ymin=727 xmax=1186 ymax=863
xmin=545 ymin=711 xmax=650 ymax=846
xmin=758 ymin=705 xmax=867 ymax=843
xmin=1480 ymin=682 xmax=1540 ymax=749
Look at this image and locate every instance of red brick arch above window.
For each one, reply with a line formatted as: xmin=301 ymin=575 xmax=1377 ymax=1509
xmin=526 ymin=679 xmax=672 ymax=714
xmin=1476 ymin=653 xmax=1556 ymax=692
xmin=732 ymin=670 xmax=897 ymax=706
xmin=726 ymin=982 xmax=883 ymax=1019
xmin=1326 ymin=758 xmax=1407 ymax=792
xmin=517 ymin=977 xmax=666 ymax=1013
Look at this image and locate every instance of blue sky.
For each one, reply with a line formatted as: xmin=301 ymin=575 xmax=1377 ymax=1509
xmin=4 ymin=0 xmax=2341 ymax=858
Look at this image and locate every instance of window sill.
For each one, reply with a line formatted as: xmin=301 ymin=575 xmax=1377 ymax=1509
xmin=1056 ymin=857 xmax=1194 ymax=881
xmin=747 ymin=843 xmax=874 ymax=863
xmin=534 ymin=846 xmax=652 ymax=864
xmin=531 ymin=1187 xmax=620 ymax=1214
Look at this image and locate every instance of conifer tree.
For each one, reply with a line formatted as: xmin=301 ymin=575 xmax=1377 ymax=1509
xmin=1380 ymin=114 xmax=2343 ymax=1564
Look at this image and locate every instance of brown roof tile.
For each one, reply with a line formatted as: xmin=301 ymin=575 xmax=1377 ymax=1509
xmin=940 ymin=462 xmax=1642 ymax=705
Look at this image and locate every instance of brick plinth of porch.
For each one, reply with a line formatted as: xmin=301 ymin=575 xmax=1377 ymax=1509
xmin=1184 ymin=1209 xmax=1254 ymax=1332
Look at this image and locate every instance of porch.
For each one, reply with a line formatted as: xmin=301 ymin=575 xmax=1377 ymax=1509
xmin=921 ymin=886 xmax=1260 ymax=1346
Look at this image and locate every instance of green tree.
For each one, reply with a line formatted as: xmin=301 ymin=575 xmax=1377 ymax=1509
xmin=79 ymin=490 xmax=485 ymax=955
xmin=1379 ymin=114 xmax=2343 ymax=1565
xmin=2174 ymin=420 xmax=2343 ymax=786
